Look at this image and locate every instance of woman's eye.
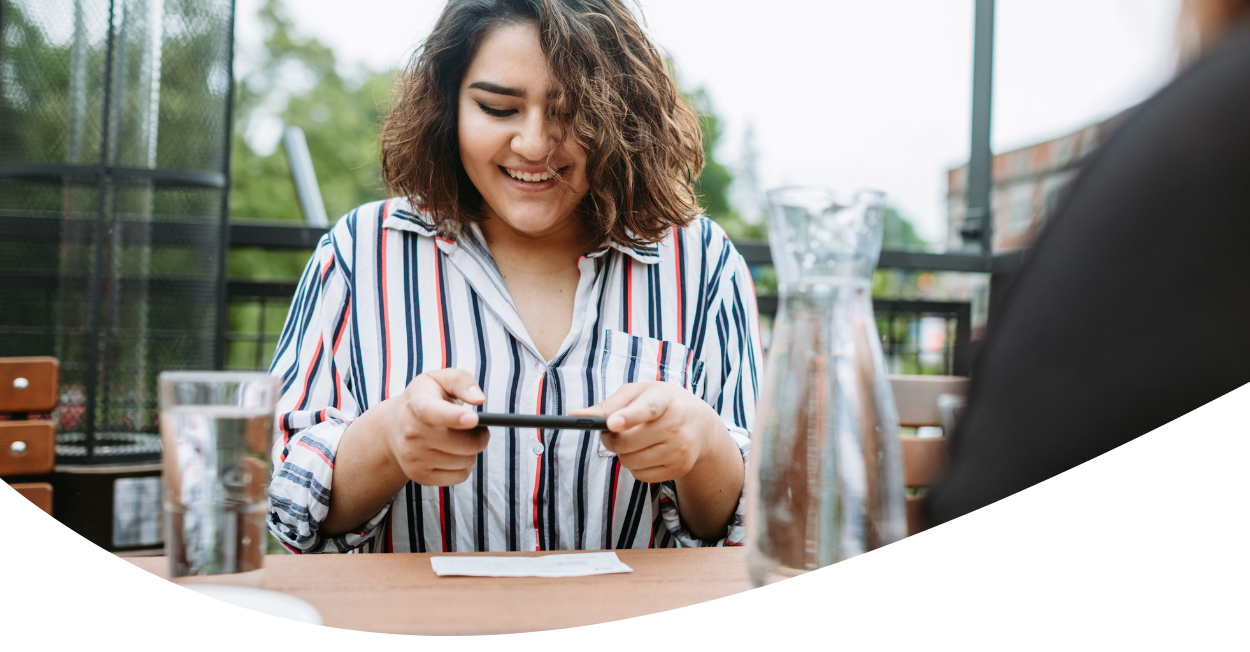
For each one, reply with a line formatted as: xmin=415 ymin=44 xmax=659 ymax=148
xmin=477 ymin=102 xmax=517 ymax=118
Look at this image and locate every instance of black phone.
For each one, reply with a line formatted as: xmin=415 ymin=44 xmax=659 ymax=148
xmin=474 ymin=412 xmax=609 ymax=431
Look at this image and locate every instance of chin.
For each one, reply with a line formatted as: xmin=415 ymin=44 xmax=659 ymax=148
xmin=497 ymin=213 xmax=565 ymax=234
xmin=491 ymin=201 xmax=581 ymax=234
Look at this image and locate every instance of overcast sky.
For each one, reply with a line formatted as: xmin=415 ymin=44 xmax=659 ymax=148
xmin=236 ymin=0 xmax=1182 ymax=243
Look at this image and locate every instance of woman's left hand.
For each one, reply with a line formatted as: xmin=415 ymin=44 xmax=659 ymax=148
xmin=571 ymin=381 xmax=744 ymax=540
xmin=569 ymin=382 xmax=723 ymax=483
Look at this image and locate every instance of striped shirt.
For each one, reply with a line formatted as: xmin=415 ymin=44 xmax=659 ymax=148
xmin=267 ymin=198 xmax=762 ymax=553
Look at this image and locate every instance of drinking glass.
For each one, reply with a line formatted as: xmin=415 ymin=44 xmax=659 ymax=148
xmin=159 ymin=372 xmax=277 ymax=581
xmin=745 ymin=186 xmax=907 ymax=586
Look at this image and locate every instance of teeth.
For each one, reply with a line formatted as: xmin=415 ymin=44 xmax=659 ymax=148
xmin=507 ymin=168 xmax=555 ymax=182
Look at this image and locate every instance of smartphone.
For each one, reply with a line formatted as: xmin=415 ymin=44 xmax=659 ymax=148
xmin=474 ymin=412 xmax=609 ymax=431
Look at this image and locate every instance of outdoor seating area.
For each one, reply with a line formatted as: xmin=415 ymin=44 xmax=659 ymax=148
xmin=4 ymin=0 xmax=1249 ymax=641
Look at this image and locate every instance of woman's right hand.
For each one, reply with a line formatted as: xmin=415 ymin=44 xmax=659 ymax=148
xmin=385 ymin=368 xmax=489 ymax=487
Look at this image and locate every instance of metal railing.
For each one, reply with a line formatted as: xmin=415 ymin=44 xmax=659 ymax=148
xmin=225 ymin=223 xmax=988 ymax=376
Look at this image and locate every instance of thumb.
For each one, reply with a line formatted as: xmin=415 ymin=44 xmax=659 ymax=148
xmin=568 ymin=382 xmax=646 ymax=417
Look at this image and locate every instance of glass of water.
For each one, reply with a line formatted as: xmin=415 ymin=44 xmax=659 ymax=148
xmin=159 ymin=371 xmax=277 ymax=581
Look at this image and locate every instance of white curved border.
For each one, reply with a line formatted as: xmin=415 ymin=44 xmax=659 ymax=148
xmin=4 ymin=382 xmax=1247 ymax=649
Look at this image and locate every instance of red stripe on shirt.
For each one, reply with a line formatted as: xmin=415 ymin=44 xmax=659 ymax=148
xmin=294 ymin=334 xmax=324 ymax=412
xmin=295 ymin=439 xmax=333 ymax=468
xmin=332 ymin=297 xmax=351 ymax=411
xmin=435 ymin=248 xmax=448 ymax=368
xmin=531 ymin=371 xmax=546 ymax=550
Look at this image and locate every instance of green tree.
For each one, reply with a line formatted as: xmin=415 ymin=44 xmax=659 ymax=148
xmin=882 ymin=206 xmax=927 ymax=249
xmin=226 ymin=0 xmax=396 ymax=369
xmin=683 ymin=87 xmax=767 ymax=241
xmin=229 ymin=0 xmax=391 ymax=224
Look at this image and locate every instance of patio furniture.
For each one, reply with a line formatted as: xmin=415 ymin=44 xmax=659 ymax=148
xmin=891 ymin=374 xmax=969 ymax=535
xmin=0 ymin=357 xmax=59 ymax=515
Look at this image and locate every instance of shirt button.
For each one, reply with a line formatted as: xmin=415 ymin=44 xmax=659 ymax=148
xmin=532 ymin=442 xmax=545 ymax=456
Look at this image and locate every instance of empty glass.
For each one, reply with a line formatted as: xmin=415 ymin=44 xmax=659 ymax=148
xmin=745 ymin=187 xmax=906 ymax=586
xmin=159 ymin=372 xmax=277 ymax=581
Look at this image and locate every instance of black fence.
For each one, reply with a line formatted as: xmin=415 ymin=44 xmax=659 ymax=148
xmin=0 ymin=0 xmax=236 ymax=464
xmin=225 ymin=223 xmax=977 ymax=377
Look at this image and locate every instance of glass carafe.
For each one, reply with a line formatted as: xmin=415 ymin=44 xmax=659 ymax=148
xmin=745 ymin=186 xmax=906 ymax=587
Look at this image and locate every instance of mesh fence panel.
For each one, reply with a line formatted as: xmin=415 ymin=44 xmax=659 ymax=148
xmin=0 ymin=0 xmax=234 ymax=464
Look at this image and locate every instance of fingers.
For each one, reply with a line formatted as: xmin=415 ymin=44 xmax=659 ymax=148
xmin=569 ymin=382 xmax=647 ymax=419
xmin=599 ymin=421 xmax=666 ymax=456
xmin=622 ymin=464 xmax=678 ymax=484
xmin=429 ymin=426 xmax=490 ymax=456
xmin=423 ymin=469 xmax=475 ymax=487
xmin=612 ymin=442 xmax=690 ymax=483
xmin=604 ymin=385 xmax=672 ymax=432
xmin=392 ymin=428 xmax=489 ymax=487
xmin=406 ymin=370 xmax=483 ymax=429
xmin=426 ymin=368 xmax=486 ymax=406
xmin=409 ymin=392 xmax=478 ymax=428
xmin=414 ymin=448 xmax=479 ymax=472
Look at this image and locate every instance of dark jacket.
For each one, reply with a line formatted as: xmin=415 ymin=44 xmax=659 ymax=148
xmin=924 ymin=25 xmax=1250 ymax=525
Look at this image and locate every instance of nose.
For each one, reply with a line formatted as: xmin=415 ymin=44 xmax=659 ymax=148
xmin=511 ymin=109 xmax=558 ymax=162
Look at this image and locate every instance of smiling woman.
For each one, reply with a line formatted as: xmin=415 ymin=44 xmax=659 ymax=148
xmin=380 ymin=0 xmax=704 ymax=246
xmin=266 ymin=0 xmax=762 ymax=555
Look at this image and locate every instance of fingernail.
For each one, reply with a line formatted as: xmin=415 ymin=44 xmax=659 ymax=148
xmin=608 ymin=415 xmax=625 ymax=431
xmin=468 ymin=386 xmax=485 ymax=402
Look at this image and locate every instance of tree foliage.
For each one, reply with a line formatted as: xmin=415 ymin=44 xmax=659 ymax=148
xmin=229 ymin=0 xmax=391 ymax=223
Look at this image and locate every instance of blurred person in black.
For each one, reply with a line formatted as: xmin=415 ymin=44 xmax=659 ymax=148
xmin=923 ymin=0 xmax=1250 ymax=526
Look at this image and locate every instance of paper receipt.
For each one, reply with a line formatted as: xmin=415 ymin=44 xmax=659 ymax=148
xmin=430 ymin=552 xmax=634 ymax=578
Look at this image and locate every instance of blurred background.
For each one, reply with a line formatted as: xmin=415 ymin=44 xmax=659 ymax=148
xmin=225 ymin=0 xmax=1180 ymax=369
xmin=0 ymin=0 xmax=1182 ymax=551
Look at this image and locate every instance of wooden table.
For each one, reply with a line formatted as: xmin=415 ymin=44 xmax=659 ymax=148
xmin=127 ymin=548 xmax=752 ymax=635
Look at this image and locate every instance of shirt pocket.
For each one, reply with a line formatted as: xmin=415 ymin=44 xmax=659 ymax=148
xmin=595 ymin=330 xmax=705 ymax=457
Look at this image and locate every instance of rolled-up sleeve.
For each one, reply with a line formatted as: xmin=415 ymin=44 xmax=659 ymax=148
xmin=657 ymin=233 xmax=761 ymax=547
xmin=266 ymin=226 xmax=388 ymax=553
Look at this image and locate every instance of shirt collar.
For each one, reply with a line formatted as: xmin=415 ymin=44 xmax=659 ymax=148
xmin=381 ymin=199 xmax=661 ymax=265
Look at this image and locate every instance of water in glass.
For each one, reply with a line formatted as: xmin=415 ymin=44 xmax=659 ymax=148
xmin=159 ymin=373 xmax=276 ymax=579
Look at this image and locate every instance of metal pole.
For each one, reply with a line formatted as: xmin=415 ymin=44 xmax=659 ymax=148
xmin=85 ymin=0 xmax=120 ymax=464
xmin=284 ymin=126 xmax=329 ymax=227
xmin=214 ymin=0 xmax=238 ymax=371
xmin=960 ymin=0 xmax=995 ymax=256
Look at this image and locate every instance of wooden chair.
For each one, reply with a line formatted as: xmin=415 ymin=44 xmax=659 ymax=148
xmin=890 ymin=374 xmax=968 ymax=536
xmin=0 ymin=357 xmax=59 ymax=515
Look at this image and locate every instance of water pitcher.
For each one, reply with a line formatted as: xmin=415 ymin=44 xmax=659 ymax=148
xmin=745 ymin=186 xmax=906 ymax=586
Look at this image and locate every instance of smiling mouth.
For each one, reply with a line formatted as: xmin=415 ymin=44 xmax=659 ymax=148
xmin=502 ymin=166 xmax=567 ymax=183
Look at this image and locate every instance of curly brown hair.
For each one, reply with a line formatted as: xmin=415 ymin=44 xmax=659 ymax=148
xmin=379 ymin=0 xmax=704 ymax=246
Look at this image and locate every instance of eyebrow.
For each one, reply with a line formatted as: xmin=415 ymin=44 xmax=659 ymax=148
xmin=467 ymin=81 xmax=560 ymax=100
xmin=468 ymin=81 xmax=523 ymax=98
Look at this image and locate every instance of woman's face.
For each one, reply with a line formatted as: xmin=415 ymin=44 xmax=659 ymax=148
xmin=458 ymin=22 xmax=590 ymax=239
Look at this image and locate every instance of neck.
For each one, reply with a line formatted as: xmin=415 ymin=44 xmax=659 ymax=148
xmin=478 ymin=212 xmax=597 ymax=275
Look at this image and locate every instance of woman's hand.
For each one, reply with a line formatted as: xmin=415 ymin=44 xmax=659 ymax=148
xmin=321 ymin=368 xmax=487 ymax=536
xmin=570 ymin=382 xmax=745 ymax=541
xmin=571 ymin=382 xmax=719 ymax=482
xmin=387 ymin=368 xmax=491 ymax=487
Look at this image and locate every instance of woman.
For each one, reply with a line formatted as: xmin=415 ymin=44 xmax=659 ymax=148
xmin=923 ymin=0 xmax=1250 ymax=526
xmin=267 ymin=0 xmax=760 ymax=554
